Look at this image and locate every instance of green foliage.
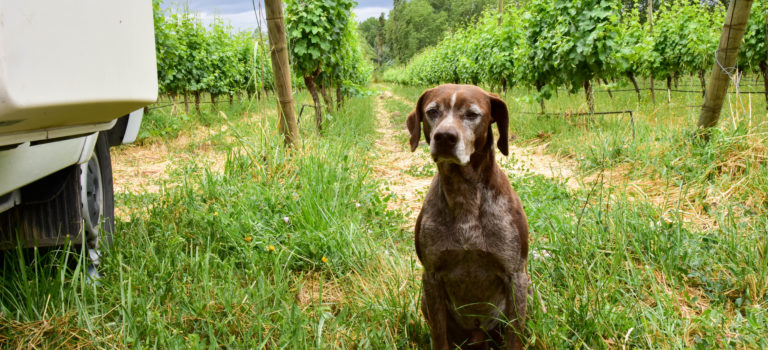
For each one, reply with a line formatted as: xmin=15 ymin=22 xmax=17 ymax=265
xmin=386 ymin=0 xmax=448 ymax=63
xmin=384 ymin=0 xmax=498 ymax=63
xmin=286 ymin=0 xmax=370 ymax=105
xmin=384 ymin=0 xmax=622 ymax=98
xmin=358 ymin=17 xmax=379 ymax=49
xmin=519 ymin=0 xmax=565 ymax=96
xmin=651 ymin=2 xmax=724 ymax=79
xmin=285 ymin=0 xmax=355 ymax=77
xmin=384 ymin=0 xmax=749 ymax=105
xmin=553 ymin=0 xmax=620 ymax=89
xmin=382 ymin=9 xmax=524 ymax=89
xmin=612 ymin=9 xmax=654 ymax=78
xmin=331 ymin=16 xmax=374 ymax=92
xmin=154 ymin=6 xmax=271 ymax=98
xmin=359 ymin=14 xmax=390 ymax=67
xmin=739 ymin=0 xmax=768 ymax=72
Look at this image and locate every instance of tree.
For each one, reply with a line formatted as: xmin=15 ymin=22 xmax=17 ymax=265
xmin=376 ymin=13 xmax=387 ymax=67
xmin=285 ymin=0 xmax=355 ymax=131
xmin=652 ymin=2 xmax=724 ymax=101
xmin=611 ymin=8 xmax=654 ymax=100
xmin=556 ymin=0 xmax=620 ymax=113
xmin=386 ymin=0 xmax=447 ymax=62
xmin=358 ymin=17 xmax=378 ymax=49
xmin=358 ymin=16 xmax=386 ymax=67
xmin=520 ymin=0 xmax=567 ymax=113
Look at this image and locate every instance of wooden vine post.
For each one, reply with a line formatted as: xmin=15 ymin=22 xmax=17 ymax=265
xmin=265 ymin=0 xmax=299 ymax=146
xmin=697 ymin=0 xmax=754 ymax=132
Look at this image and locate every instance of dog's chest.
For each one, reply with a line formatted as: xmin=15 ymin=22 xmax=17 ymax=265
xmin=418 ymin=187 xmax=521 ymax=272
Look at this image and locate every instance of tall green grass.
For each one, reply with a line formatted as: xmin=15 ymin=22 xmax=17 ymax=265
xmin=0 ymin=94 xmax=429 ymax=348
xmin=392 ymin=80 xmax=768 ymax=347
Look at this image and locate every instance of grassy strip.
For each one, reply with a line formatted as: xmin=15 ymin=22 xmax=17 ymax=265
xmin=0 ymin=94 xmax=430 ymax=348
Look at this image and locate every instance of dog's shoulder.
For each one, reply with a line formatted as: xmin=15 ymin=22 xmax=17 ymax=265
xmin=482 ymin=165 xmax=529 ymax=259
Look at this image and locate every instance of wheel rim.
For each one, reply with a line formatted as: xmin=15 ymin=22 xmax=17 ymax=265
xmin=80 ymin=154 xmax=104 ymax=275
xmin=81 ymin=155 xmax=104 ymax=236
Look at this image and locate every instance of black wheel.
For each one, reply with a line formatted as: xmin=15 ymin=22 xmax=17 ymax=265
xmin=79 ymin=132 xmax=114 ymax=277
xmin=0 ymin=132 xmax=114 ymax=277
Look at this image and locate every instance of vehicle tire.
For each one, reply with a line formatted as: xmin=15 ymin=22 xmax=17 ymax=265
xmin=0 ymin=132 xmax=114 ymax=275
xmin=79 ymin=132 xmax=114 ymax=277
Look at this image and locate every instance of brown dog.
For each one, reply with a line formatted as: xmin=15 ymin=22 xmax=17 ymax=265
xmin=407 ymin=84 xmax=530 ymax=349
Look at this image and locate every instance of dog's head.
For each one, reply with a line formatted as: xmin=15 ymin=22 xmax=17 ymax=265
xmin=406 ymin=84 xmax=509 ymax=165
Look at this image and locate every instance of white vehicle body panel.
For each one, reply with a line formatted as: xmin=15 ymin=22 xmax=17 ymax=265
xmin=0 ymin=119 xmax=116 ymax=146
xmin=0 ymin=1 xmax=158 ymax=142
xmin=0 ymin=134 xmax=97 ymax=196
xmin=122 ymin=109 xmax=144 ymax=144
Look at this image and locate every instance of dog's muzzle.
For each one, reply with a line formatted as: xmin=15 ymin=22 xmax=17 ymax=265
xmin=431 ymin=129 xmax=460 ymax=162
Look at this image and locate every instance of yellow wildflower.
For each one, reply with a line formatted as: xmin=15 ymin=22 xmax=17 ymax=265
xmin=244 ymin=236 xmax=252 ymax=243
xmin=268 ymin=245 xmax=276 ymax=252
xmin=321 ymin=256 xmax=328 ymax=263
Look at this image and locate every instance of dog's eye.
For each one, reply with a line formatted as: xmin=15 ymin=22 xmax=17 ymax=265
xmin=426 ymin=109 xmax=439 ymax=119
xmin=465 ymin=112 xmax=481 ymax=120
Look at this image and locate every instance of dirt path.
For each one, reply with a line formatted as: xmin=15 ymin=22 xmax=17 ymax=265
xmin=371 ymin=90 xmax=433 ymax=220
xmin=111 ymin=125 xmax=227 ymax=195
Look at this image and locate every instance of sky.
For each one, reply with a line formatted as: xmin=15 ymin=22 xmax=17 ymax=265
xmin=161 ymin=0 xmax=392 ymax=32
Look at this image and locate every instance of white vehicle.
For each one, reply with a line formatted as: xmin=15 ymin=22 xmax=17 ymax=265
xmin=0 ymin=1 xmax=158 ymax=266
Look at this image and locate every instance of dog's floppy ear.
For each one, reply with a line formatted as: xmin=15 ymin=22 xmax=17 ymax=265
xmin=406 ymin=110 xmax=421 ymax=152
xmin=406 ymin=89 xmax=432 ymax=152
xmin=488 ymin=93 xmax=509 ymax=156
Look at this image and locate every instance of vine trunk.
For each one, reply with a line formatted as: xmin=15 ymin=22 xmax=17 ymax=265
xmin=304 ymin=75 xmax=323 ymax=132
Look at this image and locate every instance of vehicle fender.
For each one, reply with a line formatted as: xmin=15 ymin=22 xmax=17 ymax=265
xmin=77 ymin=132 xmax=99 ymax=164
xmin=122 ymin=108 xmax=143 ymax=144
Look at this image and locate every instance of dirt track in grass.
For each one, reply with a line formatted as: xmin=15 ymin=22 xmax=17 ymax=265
xmin=371 ymin=90 xmax=432 ymax=221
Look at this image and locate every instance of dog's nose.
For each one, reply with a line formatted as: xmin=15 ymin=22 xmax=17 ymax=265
xmin=433 ymin=130 xmax=458 ymax=146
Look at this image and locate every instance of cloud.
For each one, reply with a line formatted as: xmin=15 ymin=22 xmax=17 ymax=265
xmin=195 ymin=10 xmax=262 ymax=32
xmin=355 ymin=0 xmax=393 ymax=8
xmin=163 ymin=1 xmax=392 ymax=29
xmin=353 ymin=7 xmax=390 ymax=21
xmin=182 ymin=0 xmax=253 ymax=14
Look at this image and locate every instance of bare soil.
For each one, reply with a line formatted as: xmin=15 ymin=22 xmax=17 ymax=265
xmin=372 ymin=90 xmax=432 ymax=221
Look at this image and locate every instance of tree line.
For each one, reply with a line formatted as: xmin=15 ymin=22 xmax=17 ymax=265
xmin=358 ymin=0 xmax=500 ymax=66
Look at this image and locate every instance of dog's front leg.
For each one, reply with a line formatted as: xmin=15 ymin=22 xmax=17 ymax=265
xmin=503 ymin=272 xmax=529 ymax=350
xmin=422 ymin=272 xmax=450 ymax=350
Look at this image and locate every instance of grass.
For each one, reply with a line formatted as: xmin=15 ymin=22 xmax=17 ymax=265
xmin=1 ymin=79 xmax=767 ymax=348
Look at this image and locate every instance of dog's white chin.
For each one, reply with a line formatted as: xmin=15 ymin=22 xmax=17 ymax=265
xmin=433 ymin=154 xmax=470 ymax=166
